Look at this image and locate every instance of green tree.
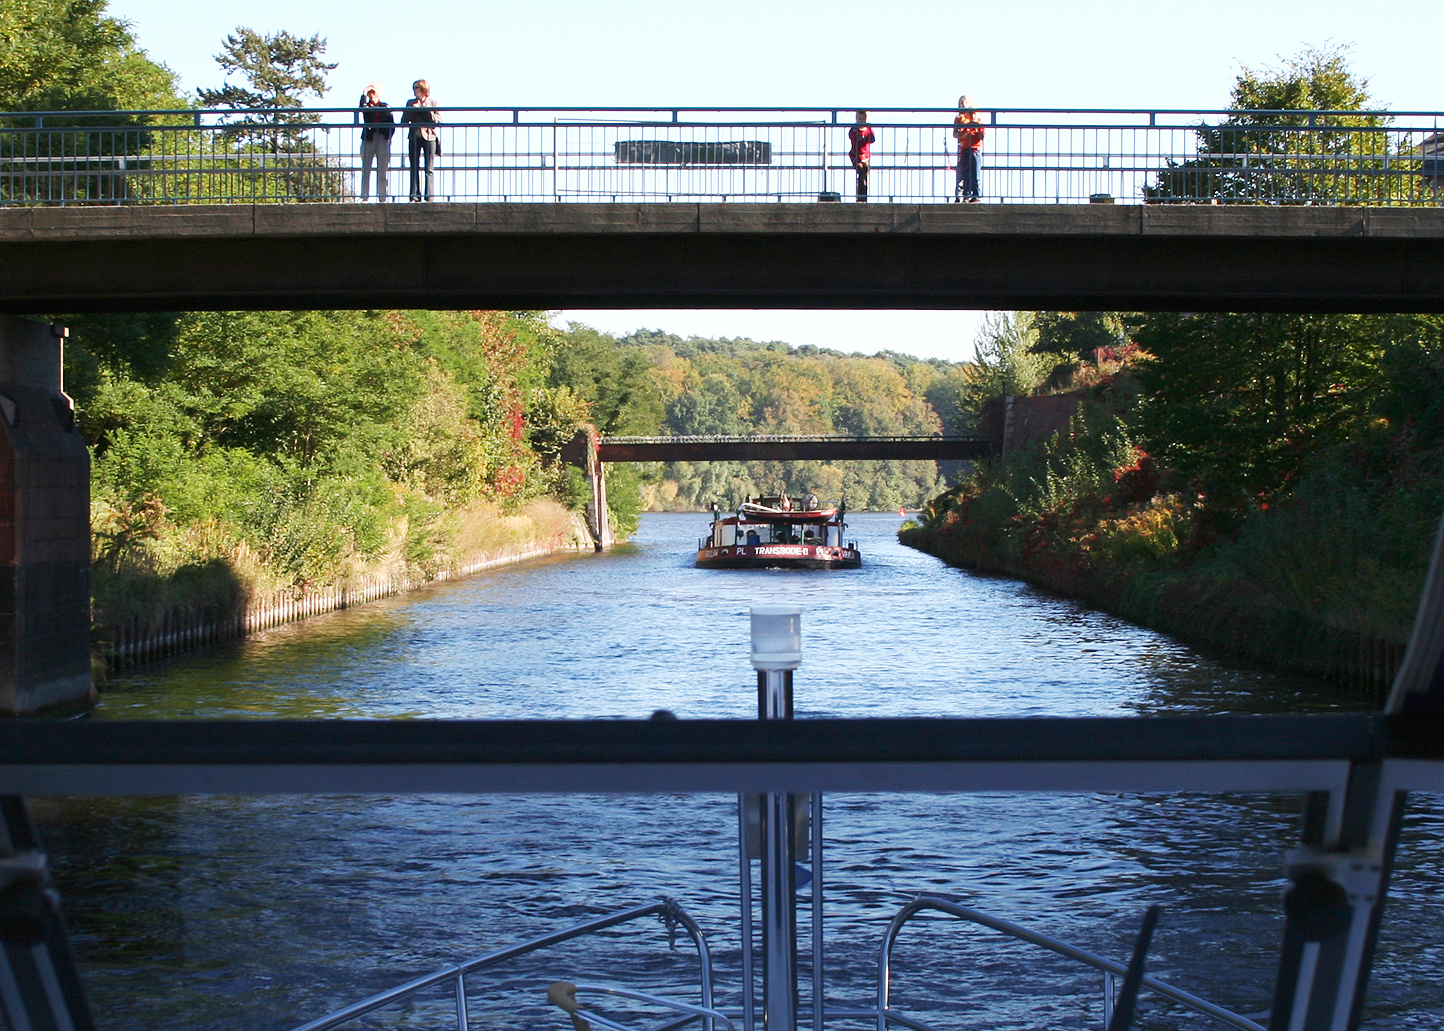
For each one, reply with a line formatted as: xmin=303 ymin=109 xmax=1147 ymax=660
xmin=961 ymin=312 xmax=1050 ymax=416
xmin=0 ymin=0 xmax=186 ymax=202
xmin=197 ymin=26 xmax=336 ymax=196
xmin=0 ymin=0 xmax=182 ymax=113
xmin=1130 ymin=313 xmax=1386 ymax=519
xmin=1148 ymin=45 xmax=1394 ymax=204
xmin=1030 ymin=312 xmax=1126 ymax=362
xmin=198 ymin=28 xmax=333 ymax=122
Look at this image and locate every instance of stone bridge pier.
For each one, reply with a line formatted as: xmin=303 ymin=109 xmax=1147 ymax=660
xmin=0 ymin=315 xmax=92 ymax=715
xmin=560 ymin=426 xmax=613 ymax=552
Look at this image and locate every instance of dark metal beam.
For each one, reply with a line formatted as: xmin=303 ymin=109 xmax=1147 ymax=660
xmin=6 ymin=715 xmax=1443 ymax=795
xmin=3 ymin=204 xmax=1443 ymax=314
xmin=4 ymin=715 xmax=1416 ymax=767
xmin=597 ymin=437 xmax=996 ymax=463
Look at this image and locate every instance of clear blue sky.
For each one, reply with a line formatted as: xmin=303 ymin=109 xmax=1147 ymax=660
xmin=105 ymin=0 xmax=1442 ymax=362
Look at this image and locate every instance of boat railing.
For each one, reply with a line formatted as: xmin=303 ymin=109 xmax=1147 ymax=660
xmin=284 ymin=898 xmax=714 ymax=1031
xmin=877 ymin=894 xmax=1266 ymax=1031
xmin=560 ymin=983 xmax=737 ymax=1031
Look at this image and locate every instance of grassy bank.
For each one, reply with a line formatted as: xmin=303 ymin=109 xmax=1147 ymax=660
xmin=901 ymin=415 xmax=1441 ymax=699
xmin=93 ymin=499 xmax=590 ymax=675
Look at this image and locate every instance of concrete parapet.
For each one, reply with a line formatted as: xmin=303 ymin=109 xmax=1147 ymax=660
xmin=0 ymin=316 xmax=92 ymax=715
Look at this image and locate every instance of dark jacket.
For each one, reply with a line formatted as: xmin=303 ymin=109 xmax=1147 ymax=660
xmin=401 ymin=98 xmax=442 ymax=152
xmin=356 ymin=96 xmax=395 ymax=142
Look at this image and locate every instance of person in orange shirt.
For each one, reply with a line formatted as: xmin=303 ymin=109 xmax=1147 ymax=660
xmin=952 ymin=95 xmax=985 ymax=202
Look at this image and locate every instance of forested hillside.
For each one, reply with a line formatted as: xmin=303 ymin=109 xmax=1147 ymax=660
xmin=556 ymin=327 xmax=975 ymax=516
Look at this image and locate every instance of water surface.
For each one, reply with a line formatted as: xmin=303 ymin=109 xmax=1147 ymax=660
xmin=32 ymin=513 xmax=1442 ymax=1030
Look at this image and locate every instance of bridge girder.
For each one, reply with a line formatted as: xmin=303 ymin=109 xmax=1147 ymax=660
xmin=2 ymin=203 xmax=1443 ymax=314
xmin=596 ymin=438 xmax=996 ymax=463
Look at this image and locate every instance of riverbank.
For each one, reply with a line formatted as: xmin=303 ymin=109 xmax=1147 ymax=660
xmin=899 ymin=509 xmax=1408 ymax=700
xmin=95 ymin=500 xmax=593 ymax=678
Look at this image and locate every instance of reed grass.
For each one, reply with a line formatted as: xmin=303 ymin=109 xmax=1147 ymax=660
xmin=93 ymin=498 xmax=591 ymax=676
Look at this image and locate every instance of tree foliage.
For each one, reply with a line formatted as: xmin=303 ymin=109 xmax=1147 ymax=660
xmin=1130 ymin=313 xmax=1395 ymax=520
xmin=547 ymin=327 xmax=974 ymax=511
xmin=1030 ymin=312 xmax=1126 ymax=362
xmin=70 ymin=309 xmax=571 ymax=589
xmin=0 ymin=0 xmax=183 ymax=113
xmin=197 ymin=28 xmax=335 ymax=153
xmin=1147 ymin=44 xmax=1397 ymax=204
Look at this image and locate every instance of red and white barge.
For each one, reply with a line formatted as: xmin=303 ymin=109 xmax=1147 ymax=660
xmin=696 ymin=494 xmax=861 ymax=570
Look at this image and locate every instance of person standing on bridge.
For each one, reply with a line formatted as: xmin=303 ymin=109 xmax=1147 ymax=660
xmin=356 ymin=83 xmax=395 ymax=201
xmin=848 ymin=111 xmax=875 ymax=203
xmin=402 ymin=79 xmax=443 ymax=201
xmin=952 ymin=96 xmax=985 ymax=202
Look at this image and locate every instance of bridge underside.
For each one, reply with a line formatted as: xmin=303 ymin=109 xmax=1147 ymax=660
xmin=2 ymin=203 xmax=1442 ymax=313
xmin=597 ymin=438 xmax=994 ymax=463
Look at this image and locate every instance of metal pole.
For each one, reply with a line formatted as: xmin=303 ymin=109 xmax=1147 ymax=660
xmin=811 ymin=791 xmax=823 ymax=1031
xmin=750 ymin=606 xmax=802 ymax=1031
xmin=739 ymin=796 xmax=756 ymax=1031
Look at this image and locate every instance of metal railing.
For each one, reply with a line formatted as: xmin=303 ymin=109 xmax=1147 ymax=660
xmin=877 ymin=895 xmax=1266 ymax=1031
xmin=563 ymin=983 xmax=736 ymax=1031
xmin=601 ymin=435 xmax=985 ymax=445
xmin=1 ymin=106 xmax=1440 ymax=206
xmin=285 ymin=898 xmax=714 ymax=1031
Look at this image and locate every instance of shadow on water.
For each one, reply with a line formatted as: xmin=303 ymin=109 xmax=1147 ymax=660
xmin=29 ymin=513 xmax=1444 ymax=1030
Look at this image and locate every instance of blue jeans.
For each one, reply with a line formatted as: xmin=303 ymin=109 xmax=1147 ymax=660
xmin=955 ymin=148 xmax=981 ymax=200
xmin=408 ymin=137 xmax=438 ymax=201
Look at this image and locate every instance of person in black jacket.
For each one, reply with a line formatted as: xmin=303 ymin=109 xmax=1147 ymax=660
xmin=355 ymin=83 xmax=395 ymax=201
xmin=401 ymin=79 xmax=442 ymax=201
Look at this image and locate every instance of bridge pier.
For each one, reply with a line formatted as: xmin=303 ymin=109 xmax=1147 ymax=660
xmin=0 ymin=316 xmax=92 ymax=715
xmin=561 ymin=427 xmax=613 ymax=552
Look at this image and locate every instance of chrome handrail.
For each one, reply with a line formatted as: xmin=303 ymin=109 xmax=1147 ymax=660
xmin=877 ymin=895 xmax=1266 ymax=1031
xmin=566 ymin=983 xmax=736 ymax=1031
xmin=287 ymin=898 xmax=713 ymax=1031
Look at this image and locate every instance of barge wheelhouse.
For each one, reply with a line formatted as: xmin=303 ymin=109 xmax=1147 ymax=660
xmin=696 ymin=493 xmax=861 ymax=569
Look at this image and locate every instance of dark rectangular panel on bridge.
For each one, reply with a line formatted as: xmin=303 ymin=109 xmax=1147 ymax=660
xmin=597 ymin=438 xmax=995 ymax=462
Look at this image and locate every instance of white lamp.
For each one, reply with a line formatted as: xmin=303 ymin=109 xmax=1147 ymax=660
xmin=750 ymin=604 xmax=802 ymax=671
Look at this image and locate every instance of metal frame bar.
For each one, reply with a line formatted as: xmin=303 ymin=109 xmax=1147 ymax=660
xmin=2 ymin=715 xmax=1437 ymax=797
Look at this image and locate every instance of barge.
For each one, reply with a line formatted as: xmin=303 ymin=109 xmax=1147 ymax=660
xmin=696 ymin=493 xmax=861 ymax=569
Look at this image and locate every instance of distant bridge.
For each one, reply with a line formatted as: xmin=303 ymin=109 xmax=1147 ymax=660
xmin=559 ymin=432 xmax=994 ymax=550
xmin=597 ymin=434 xmax=997 ymax=463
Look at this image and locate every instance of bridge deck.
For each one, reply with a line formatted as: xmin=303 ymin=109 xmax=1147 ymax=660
xmin=597 ymin=435 xmax=995 ymax=462
xmin=3 ymin=203 xmax=1443 ymax=313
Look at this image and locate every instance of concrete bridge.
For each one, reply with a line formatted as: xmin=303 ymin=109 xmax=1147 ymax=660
xmin=558 ymin=432 xmax=997 ymax=549
xmin=596 ymin=434 xmax=996 ymax=463
xmin=2 ymin=203 xmax=1443 ymax=313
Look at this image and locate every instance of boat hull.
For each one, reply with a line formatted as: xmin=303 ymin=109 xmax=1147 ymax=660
xmin=695 ymin=544 xmax=861 ymax=570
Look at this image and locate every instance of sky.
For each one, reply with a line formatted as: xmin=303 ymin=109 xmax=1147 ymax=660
xmin=102 ymin=0 xmax=1443 ymax=362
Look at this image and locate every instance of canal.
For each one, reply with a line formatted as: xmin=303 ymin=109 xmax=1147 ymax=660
xmin=29 ymin=513 xmax=1444 ymax=1030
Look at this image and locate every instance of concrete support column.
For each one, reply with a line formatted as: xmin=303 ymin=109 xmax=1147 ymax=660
xmin=561 ymin=426 xmax=613 ymax=552
xmin=0 ymin=316 xmax=92 ymax=716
